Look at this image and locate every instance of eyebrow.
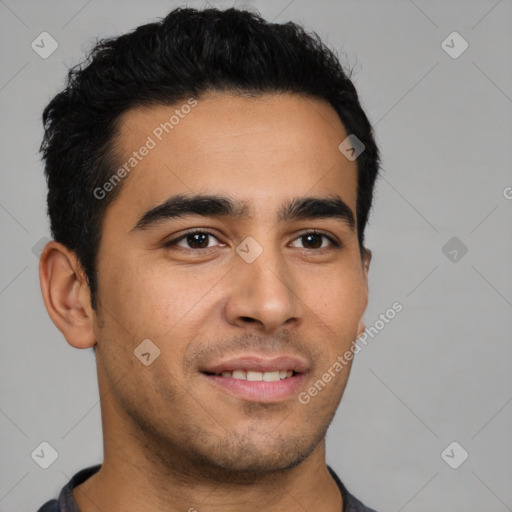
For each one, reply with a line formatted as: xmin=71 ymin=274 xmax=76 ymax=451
xmin=131 ymin=193 xmax=356 ymax=232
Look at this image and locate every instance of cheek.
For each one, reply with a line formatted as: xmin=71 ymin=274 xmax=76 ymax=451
xmin=297 ymin=269 xmax=367 ymax=359
xmin=103 ymin=258 xmax=218 ymax=340
xmin=300 ymin=266 xmax=366 ymax=321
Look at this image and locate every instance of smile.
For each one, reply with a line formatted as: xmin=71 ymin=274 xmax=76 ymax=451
xmin=210 ymin=370 xmax=295 ymax=381
xmin=199 ymin=354 xmax=309 ymax=402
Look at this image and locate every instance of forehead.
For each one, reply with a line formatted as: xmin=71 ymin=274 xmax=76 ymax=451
xmin=106 ymin=92 xmax=358 ymax=225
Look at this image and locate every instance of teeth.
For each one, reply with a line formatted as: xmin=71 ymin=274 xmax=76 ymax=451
xmin=217 ymin=370 xmax=294 ymax=381
xmin=263 ymin=371 xmax=280 ymax=382
xmin=247 ymin=370 xmax=263 ymax=381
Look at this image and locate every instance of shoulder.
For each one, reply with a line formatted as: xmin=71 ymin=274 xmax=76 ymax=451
xmin=35 ymin=464 xmax=101 ymax=512
xmin=343 ymin=493 xmax=380 ymax=512
xmin=36 ymin=499 xmax=59 ymax=512
xmin=327 ymin=465 xmax=380 ymax=512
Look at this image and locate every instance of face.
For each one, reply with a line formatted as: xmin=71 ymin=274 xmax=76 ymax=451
xmin=92 ymin=92 xmax=370 ymax=478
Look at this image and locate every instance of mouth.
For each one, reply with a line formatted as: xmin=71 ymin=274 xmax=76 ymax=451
xmin=199 ymin=355 xmax=309 ymax=403
xmin=204 ymin=369 xmax=296 ymax=381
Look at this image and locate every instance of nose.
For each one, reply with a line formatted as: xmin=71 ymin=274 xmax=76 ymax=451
xmin=223 ymin=243 xmax=303 ymax=333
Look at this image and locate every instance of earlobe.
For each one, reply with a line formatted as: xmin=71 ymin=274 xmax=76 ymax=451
xmin=39 ymin=241 xmax=96 ymax=349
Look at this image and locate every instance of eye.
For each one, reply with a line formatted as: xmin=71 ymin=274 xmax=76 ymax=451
xmin=290 ymin=231 xmax=340 ymax=250
xmin=165 ymin=230 xmax=224 ymax=250
xmin=164 ymin=229 xmax=341 ymax=252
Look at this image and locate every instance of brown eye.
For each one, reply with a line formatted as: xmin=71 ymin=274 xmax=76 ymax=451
xmin=290 ymin=231 xmax=340 ymax=250
xmin=301 ymin=233 xmax=324 ymax=249
xmin=164 ymin=230 xmax=223 ymax=250
xmin=182 ymin=232 xmax=211 ymax=249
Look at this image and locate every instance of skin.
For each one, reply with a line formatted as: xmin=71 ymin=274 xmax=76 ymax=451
xmin=39 ymin=91 xmax=371 ymax=512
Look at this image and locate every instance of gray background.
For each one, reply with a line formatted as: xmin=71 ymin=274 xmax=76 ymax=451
xmin=1 ymin=0 xmax=511 ymax=510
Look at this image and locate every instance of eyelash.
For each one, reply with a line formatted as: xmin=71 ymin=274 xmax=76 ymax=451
xmin=163 ymin=229 xmax=341 ymax=252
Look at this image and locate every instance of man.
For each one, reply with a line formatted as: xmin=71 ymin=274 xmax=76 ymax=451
xmin=37 ymin=6 xmax=381 ymax=512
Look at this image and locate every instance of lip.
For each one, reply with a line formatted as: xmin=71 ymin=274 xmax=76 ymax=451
xmin=200 ymin=354 xmax=310 ymax=374
xmin=199 ymin=354 xmax=310 ymax=403
xmin=200 ymin=372 xmax=307 ymax=403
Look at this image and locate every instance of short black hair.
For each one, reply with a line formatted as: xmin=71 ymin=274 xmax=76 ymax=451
xmin=40 ymin=6 xmax=381 ymax=311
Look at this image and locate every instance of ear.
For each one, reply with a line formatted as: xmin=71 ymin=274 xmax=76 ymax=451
xmin=39 ymin=241 xmax=96 ymax=349
xmin=356 ymin=247 xmax=372 ymax=338
xmin=361 ymin=247 xmax=372 ymax=279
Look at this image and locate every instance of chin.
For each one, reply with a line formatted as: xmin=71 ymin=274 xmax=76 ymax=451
xmin=185 ymin=429 xmax=324 ymax=480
